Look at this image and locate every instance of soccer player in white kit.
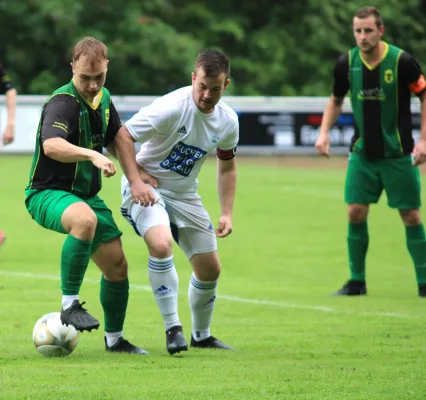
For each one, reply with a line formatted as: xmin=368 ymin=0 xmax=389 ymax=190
xmin=113 ymin=49 xmax=238 ymax=355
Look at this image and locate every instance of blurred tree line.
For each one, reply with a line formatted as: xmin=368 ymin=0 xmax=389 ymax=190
xmin=1 ymin=0 xmax=426 ymax=96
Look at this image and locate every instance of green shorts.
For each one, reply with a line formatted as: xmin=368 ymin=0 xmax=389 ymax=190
xmin=344 ymin=152 xmax=421 ymax=209
xmin=25 ymin=190 xmax=122 ymax=253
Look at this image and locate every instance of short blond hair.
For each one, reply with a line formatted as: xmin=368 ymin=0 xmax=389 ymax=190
xmin=72 ymin=37 xmax=108 ymax=63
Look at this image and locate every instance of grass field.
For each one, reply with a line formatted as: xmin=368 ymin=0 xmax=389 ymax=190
xmin=0 ymin=155 xmax=425 ymax=400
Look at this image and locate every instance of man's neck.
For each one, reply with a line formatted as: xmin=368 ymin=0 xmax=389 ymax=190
xmin=360 ymin=41 xmax=385 ymax=67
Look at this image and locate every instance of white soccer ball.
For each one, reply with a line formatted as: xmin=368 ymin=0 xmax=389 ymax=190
xmin=32 ymin=312 xmax=79 ymax=357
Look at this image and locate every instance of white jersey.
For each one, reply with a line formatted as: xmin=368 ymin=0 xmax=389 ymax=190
xmin=125 ymin=86 xmax=239 ymax=193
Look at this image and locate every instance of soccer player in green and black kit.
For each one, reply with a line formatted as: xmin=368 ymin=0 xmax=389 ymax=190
xmin=315 ymin=6 xmax=426 ymax=297
xmin=25 ymin=37 xmax=148 ymax=353
xmin=0 ymin=61 xmax=17 ymax=246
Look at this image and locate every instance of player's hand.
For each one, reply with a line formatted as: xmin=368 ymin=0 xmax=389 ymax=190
xmin=413 ymin=139 xmax=426 ymax=166
xmin=315 ymin=132 xmax=330 ymax=158
xmin=91 ymin=153 xmax=116 ymax=177
xmin=216 ymin=215 xmax=233 ymax=238
xmin=2 ymin=122 xmax=15 ymax=145
xmin=138 ymin=166 xmax=158 ymax=188
xmin=130 ymin=179 xmax=157 ymax=207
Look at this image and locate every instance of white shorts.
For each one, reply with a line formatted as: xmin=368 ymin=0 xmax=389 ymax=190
xmin=120 ymin=176 xmax=217 ymax=259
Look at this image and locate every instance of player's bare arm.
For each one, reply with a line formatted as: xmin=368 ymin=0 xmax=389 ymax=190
xmin=216 ymin=156 xmax=237 ymax=238
xmin=43 ymin=137 xmax=116 ymax=177
xmin=3 ymin=87 xmax=16 ymax=145
xmin=114 ymin=125 xmax=156 ymax=206
xmin=315 ymin=95 xmax=345 ymax=158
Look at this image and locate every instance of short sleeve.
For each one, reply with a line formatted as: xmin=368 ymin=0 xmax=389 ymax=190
xmin=125 ymin=102 xmax=172 ymax=143
xmin=103 ymin=100 xmax=122 ymax=147
xmin=332 ymin=53 xmax=350 ymax=98
xmin=398 ymin=52 xmax=426 ymax=97
xmin=40 ymin=95 xmax=80 ymax=143
xmin=217 ymin=120 xmax=239 ymax=160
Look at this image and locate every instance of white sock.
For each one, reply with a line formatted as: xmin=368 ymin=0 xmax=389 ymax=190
xmin=62 ymin=295 xmax=79 ymax=310
xmin=148 ymin=255 xmax=181 ymax=331
xmin=105 ymin=331 xmax=123 ymax=347
xmin=188 ymin=273 xmax=217 ymax=341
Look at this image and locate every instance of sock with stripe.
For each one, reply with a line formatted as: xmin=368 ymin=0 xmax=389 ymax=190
xmin=188 ymin=273 xmax=217 ymax=342
xmin=148 ymin=255 xmax=181 ymax=330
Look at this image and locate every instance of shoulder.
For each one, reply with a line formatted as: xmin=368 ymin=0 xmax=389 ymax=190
xmin=337 ymin=51 xmax=350 ymax=67
xmin=215 ymin=100 xmax=239 ymax=125
xmin=150 ymin=86 xmax=193 ymax=119
xmin=44 ymin=93 xmax=80 ymax=115
xmin=398 ymin=50 xmax=416 ymax=65
xmin=153 ymin=86 xmax=192 ymax=108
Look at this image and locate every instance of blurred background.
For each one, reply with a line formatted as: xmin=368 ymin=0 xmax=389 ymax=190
xmin=2 ymin=0 xmax=426 ymax=155
xmin=2 ymin=0 xmax=426 ymax=96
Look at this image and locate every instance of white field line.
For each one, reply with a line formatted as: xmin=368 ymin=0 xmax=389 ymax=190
xmin=0 ymin=270 xmax=422 ymax=319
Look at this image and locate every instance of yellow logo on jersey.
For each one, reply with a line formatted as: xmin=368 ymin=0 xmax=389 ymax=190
xmin=384 ymin=69 xmax=394 ymax=84
xmin=105 ymin=109 xmax=110 ymax=126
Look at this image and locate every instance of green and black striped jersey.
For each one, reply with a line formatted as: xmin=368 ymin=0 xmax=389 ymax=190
xmin=26 ymin=80 xmax=121 ymax=198
xmin=333 ymin=42 xmax=426 ymax=159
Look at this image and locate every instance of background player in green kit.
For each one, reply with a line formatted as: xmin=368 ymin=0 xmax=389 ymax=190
xmin=25 ymin=37 xmax=147 ymax=354
xmin=315 ymin=6 xmax=426 ymax=297
xmin=0 ymin=61 xmax=17 ymax=246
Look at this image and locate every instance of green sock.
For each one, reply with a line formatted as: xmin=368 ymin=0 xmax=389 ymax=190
xmin=100 ymin=276 xmax=129 ymax=332
xmin=347 ymin=222 xmax=369 ymax=281
xmin=61 ymin=235 xmax=92 ymax=295
xmin=405 ymin=224 xmax=426 ymax=284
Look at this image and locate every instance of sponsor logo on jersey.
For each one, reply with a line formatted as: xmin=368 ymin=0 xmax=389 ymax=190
xmin=357 ymin=87 xmax=385 ymax=101
xmin=177 ymin=125 xmax=187 ymax=135
xmin=160 ymin=141 xmax=207 ymax=177
xmin=212 ymin=135 xmax=219 ymax=144
xmin=384 ymin=69 xmax=394 ymax=84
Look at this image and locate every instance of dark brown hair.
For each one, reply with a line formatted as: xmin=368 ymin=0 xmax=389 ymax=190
xmin=194 ymin=49 xmax=230 ymax=78
xmin=354 ymin=6 xmax=383 ymax=28
xmin=72 ymin=37 xmax=108 ymax=64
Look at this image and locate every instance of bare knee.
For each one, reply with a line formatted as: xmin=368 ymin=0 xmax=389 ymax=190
xmin=348 ymin=204 xmax=369 ymax=224
xmin=399 ymin=209 xmax=422 ymax=226
xmin=104 ymin=253 xmax=128 ymax=281
xmin=62 ymin=203 xmax=97 ymax=240
xmin=191 ymin=252 xmax=221 ymax=281
xmin=145 ymin=226 xmax=173 ymax=258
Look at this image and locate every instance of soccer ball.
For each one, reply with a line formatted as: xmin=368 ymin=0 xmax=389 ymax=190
xmin=32 ymin=312 xmax=79 ymax=357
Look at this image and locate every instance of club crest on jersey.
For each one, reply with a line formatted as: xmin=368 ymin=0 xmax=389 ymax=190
xmin=211 ymin=135 xmax=219 ymax=144
xmin=384 ymin=69 xmax=394 ymax=84
xmin=160 ymin=141 xmax=207 ymax=177
xmin=105 ymin=108 xmax=110 ymax=125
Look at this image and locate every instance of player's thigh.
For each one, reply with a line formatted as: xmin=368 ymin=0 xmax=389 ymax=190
xmin=344 ymin=152 xmax=383 ymax=204
xmin=121 ymin=199 xmax=170 ymax=239
xmin=174 ymin=225 xmax=217 ymax=260
xmin=25 ymin=189 xmax=86 ymax=233
xmin=86 ymin=195 xmax=123 ymax=254
xmin=379 ymin=156 xmax=421 ymax=209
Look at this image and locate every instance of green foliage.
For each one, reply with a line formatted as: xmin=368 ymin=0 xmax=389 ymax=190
xmin=1 ymin=0 xmax=426 ymax=95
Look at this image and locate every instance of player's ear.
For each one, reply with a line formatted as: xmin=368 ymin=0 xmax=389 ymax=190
xmin=192 ymin=72 xmax=196 ymax=84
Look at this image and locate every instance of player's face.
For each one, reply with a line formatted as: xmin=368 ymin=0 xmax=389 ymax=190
xmin=72 ymin=57 xmax=109 ymax=102
xmin=353 ymin=16 xmax=383 ymax=54
xmin=192 ymin=68 xmax=230 ymax=114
